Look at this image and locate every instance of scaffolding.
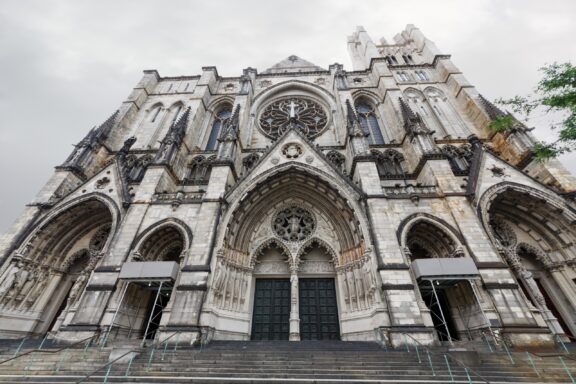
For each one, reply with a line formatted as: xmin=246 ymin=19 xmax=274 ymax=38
xmin=102 ymin=261 xmax=179 ymax=346
xmin=412 ymin=258 xmax=494 ymax=344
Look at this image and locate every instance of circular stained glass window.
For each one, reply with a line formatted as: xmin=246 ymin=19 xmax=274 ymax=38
xmin=272 ymin=206 xmax=315 ymax=242
xmin=259 ymin=97 xmax=328 ymax=140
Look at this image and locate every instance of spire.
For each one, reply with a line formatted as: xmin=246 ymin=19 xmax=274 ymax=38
xmin=345 ymin=100 xmax=366 ymax=137
xmin=219 ymin=104 xmax=240 ymax=142
xmin=398 ymin=98 xmax=430 ymax=135
xmin=398 ymin=98 xmax=437 ymax=154
xmin=478 ymin=94 xmax=506 ymax=120
xmin=93 ymin=110 xmax=119 ymax=143
xmin=60 ymin=110 xmax=119 ymax=172
xmin=154 ymin=107 xmax=191 ymax=164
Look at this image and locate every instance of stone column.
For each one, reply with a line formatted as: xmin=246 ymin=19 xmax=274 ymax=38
xmin=548 ymin=266 xmax=576 ymax=313
xmin=289 ymin=272 xmax=300 ymax=341
xmin=504 ymin=249 xmax=565 ymax=336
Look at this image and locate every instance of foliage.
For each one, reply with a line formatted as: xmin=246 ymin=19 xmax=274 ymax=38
xmin=490 ymin=62 xmax=576 ymax=161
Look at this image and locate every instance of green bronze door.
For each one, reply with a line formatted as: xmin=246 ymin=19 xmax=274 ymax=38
xmin=251 ymin=279 xmax=290 ymax=340
xmin=299 ymin=278 xmax=340 ymax=340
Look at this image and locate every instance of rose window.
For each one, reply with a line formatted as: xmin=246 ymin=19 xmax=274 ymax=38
xmin=259 ymin=97 xmax=328 ymax=140
xmin=273 ymin=206 xmax=315 ymax=242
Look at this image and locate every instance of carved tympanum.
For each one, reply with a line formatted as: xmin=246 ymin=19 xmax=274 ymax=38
xmin=272 ymin=206 xmax=315 ymax=242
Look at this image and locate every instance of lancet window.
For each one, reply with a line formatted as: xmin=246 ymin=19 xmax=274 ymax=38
xmin=441 ymin=144 xmax=473 ymax=175
xmin=372 ymin=149 xmax=405 ymax=177
xmin=186 ymin=155 xmax=214 ymax=184
xmin=355 ymin=101 xmax=385 ymax=145
xmin=206 ymin=106 xmax=232 ymax=150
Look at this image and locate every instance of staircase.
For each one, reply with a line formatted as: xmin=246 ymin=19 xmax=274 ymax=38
xmin=0 ymin=339 xmax=574 ymax=383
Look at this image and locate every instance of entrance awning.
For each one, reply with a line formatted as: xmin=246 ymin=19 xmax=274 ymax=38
xmin=411 ymin=258 xmax=479 ymax=287
xmin=118 ymin=261 xmax=179 ymax=286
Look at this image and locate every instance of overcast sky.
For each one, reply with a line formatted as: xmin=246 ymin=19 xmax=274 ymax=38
xmin=1 ymin=0 xmax=575 ymax=232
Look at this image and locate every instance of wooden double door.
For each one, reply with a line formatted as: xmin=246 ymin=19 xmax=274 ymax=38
xmin=251 ymin=278 xmax=340 ymax=340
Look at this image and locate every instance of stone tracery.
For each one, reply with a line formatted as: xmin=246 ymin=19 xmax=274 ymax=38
xmin=272 ymin=206 xmax=315 ymax=242
xmin=259 ymin=97 xmax=328 ymax=140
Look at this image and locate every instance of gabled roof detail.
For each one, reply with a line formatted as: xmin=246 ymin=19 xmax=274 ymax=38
xmin=263 ymin=55 xmax=325 ymax=74
xmin=225 ymin=126 xmax=364 ymax=202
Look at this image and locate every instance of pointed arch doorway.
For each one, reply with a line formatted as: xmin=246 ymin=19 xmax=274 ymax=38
xmin=249 ymin=238 xmax=341 ymax=341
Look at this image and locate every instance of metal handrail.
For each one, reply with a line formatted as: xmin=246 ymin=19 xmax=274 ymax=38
xmin=0 ymin=332 xmax=100 ymax=366
xmin=482 ymin=330 xmax=576 ymax=362
xmin=401 ymin=332 xmax=490 ymax=383
xmin=76 ymin=330 xmax=180 ymax=383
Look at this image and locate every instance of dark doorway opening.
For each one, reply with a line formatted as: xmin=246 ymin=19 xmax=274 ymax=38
xmin=142 ymin=286 xmax=172 ymax=340
xmin=421 ymin=287 xmax=460 ymax=342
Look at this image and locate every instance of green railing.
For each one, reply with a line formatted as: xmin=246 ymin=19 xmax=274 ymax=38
xmin=0 ymin=332 xmax=99 ymax=367
xmin=76 ymin=330 xmax=181 ymax=383
xmin=401 ymin=332 xmax=490 ymax=383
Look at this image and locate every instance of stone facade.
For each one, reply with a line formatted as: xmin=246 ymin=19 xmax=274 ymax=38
xmin=1 ymin=25 xmax=575 ymax=347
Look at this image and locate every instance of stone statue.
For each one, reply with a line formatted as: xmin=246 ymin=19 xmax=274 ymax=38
xmin=0 ymin=261 xmax=22 ymax=299
xmin=67 ymin=272 xmax=88 ymax=306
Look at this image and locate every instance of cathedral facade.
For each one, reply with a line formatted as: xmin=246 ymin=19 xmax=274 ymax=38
xmin=0 ymin=25 xmax=575 ymax=347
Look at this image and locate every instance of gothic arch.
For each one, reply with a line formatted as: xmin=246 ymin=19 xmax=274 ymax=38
xmin=351 ymin=89 xmax=381 ymax=105
xmin=251 ymin=238 xmax=292 ymax=268
xmin=205 ymin=102 xmax=233 ymax=150
xmin=146 ymin=102 xmax=165 ymax=121
xmin=130 ymin=218 xmax=193 ymax=258
xmin=0 ymin=195 xmax=117 ymax=332
xmin=477 ymin=182 xmax=576 ymax=254
xmin=206 ymin=96 xmax=235 ymax=113
xmin=397 ymin=213 xmax=467 ymax=260
xmin=372 ymin=149 xmax=405 ymax=177
xmin=295 ymin=237 xmax=338 ymax=267
xmin=516 ymin=242 xmax=553 ymax=268
xmin=423 ymin=86 xmax=448 ymax=101
xmin=15 ymin=193 xmax=120 ymax=260
xmin=219 ymin=163 xmax=370 ymax=266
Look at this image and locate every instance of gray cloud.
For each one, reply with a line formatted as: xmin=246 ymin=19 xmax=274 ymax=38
xmin=1 ymin=0 xmax=575 ymax=231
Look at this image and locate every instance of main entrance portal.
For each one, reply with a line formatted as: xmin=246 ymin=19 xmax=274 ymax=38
xmin=299 ymin=278 xmax=340 ymax=340
xmin=250 ymin=278 xmax=340 ymax=341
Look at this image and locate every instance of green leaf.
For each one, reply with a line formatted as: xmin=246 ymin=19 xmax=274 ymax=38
xmin=488 ymin=115 xmax=515 ymax=132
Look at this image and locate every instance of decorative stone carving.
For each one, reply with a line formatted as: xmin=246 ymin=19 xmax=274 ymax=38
xmin=489 ymin=218 xmax=517 ymax=249
xmin=259 ymin=97 xmax=328 ymax=139
xmin=272 ymin=206 xmax=315 ymax=242
xmin=95 ymin=177 xmax=110 ymax=189
xmin=89 ymin=226 xmax=111 ymax=251
xmin=488 ymin=164 xmax=509 ymax=178
xmin=281 ymin=143 xmax=303 ymax=159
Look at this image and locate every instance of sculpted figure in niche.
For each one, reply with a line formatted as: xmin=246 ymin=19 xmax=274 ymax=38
xmin=23 ymin=270 xmax=49 ymax=310
xmin=0 ymin=261 xmax=22 ymax=299
xmin=67 ymin=272 xmax=88 ymax=307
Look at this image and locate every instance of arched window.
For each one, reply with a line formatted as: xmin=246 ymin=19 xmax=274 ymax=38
xmin=206 ymin=106 xmax=232 ymax=150
xmin=441 ymin=144 xmax=473 ymax=175
xmin=170 ymin=104 xmax=183 ymax=124
xmin=150 ymin=105 xmax=163 ymax=123
xmin=187 ymin=155 xmax=213 ymax=184
xmin=355 ymin=101 xmax=385 ymax=145
xmin=373 ymin=150 xmax=405 ymax=177
xmin=125 ymin=155 xmax=153 ymax=183
xmin=326 ymin=150 xmax=346 ymax=173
